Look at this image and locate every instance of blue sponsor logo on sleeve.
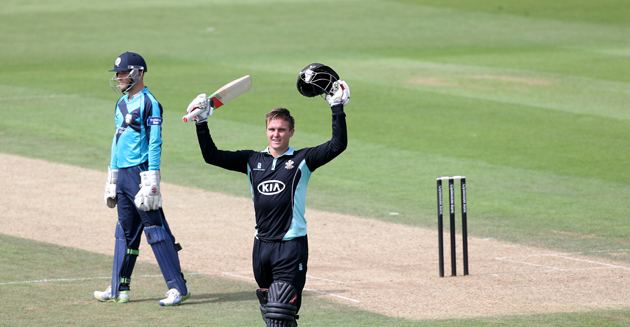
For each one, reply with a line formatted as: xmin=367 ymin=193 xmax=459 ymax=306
xmin=147 ymin=117 xmax=162 ymax=125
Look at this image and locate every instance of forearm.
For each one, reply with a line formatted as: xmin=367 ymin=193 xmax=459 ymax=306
xmin=147 ymin=139 xmax=162 ymax=170
xmin=147 ymin=102 xmax=163 ymax=171
xmin=304 ymin=105 xmax=348 ymax=170
xmin=195 ymin=122 xmax=250 ymax=173
xmin=329 ymin=104 xmax=348 ymax=155
xmin=110 ymin=135 xmax=118 ymax=169
xmin=195 ymin=121 xmax=219 ymax=165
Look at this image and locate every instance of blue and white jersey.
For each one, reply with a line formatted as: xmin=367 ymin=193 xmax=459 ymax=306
xmin=110 ymin=87 xmax=163 ymax=170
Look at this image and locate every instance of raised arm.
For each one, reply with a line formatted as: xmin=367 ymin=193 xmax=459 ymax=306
xmin=186 ymin=94 xmax=253 ymax=174
xmin=195 ymin=121 xmax=252 ymax=174
xmin=305 ymin=81 xmax=349 ymax=171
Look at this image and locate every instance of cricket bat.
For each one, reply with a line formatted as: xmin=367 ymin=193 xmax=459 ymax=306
xmin=182 ymin=75 xmax=252 ymax=122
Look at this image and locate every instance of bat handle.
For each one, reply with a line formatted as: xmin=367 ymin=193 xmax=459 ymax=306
xmin=182 ymin=108 xmax=202 ymax=123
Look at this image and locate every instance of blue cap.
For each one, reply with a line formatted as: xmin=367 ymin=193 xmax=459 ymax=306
xmin=110 ymin=51 xmax=147 ymax=72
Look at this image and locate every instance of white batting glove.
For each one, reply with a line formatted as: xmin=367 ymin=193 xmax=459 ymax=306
xmin=325 ymin=80 xmax=350 ymax=107
xmin=104 ymin=168 xmax=118 ymax=208
xmin=186 ymin=93 xmax=213 ymax=124
xmin=134 ymin=170 xmax=162 ymax=211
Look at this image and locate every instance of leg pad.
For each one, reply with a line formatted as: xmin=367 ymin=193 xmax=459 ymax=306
xmin=111 ymin=223 xmax=139 ymax=296
xmin=145 ymin=226 xmax=188 ymax=295
xmin=264 ymin=281 xmax=298 ymax=327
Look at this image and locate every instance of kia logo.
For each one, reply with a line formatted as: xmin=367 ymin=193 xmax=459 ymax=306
xmin=257 ymin=180 xmax=285 ymax=195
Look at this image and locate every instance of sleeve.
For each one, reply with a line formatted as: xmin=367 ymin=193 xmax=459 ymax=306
xmin=109 ymin=134 xmax=118 ymax=169
xmin=146 ymin=99 xmax=163 ymax=171
xmin=195 ymin=122 xmax=254 ymax=174
xmin=304 ymin=104 xmax=348 ymax=171
xmin=109 ymin=105 xmax=119 ymax=169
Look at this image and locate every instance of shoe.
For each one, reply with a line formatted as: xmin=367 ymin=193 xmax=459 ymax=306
xmin=94 ymin=286 xmax=112 ymax=302
xmin=159 ymin=288 xmax=190 ymax=306
xmin=117 ymin=290 xmax=130 ymax=303
xmin=93 ymin=286 xmax=129 ymax=303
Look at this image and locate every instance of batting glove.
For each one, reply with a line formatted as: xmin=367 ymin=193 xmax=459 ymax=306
xmin=134 ymin=170 xmax=162 ymax=211
xmin=325 ymin=80 xmax=350 ymax=107
xmin=104 ymin=168 xmax=118 ymax=208
xmin=186 ymin=93 xmax=213 ymax=124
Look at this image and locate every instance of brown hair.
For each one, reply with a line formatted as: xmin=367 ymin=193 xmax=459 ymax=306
xmin=265 ymin=108 xmax=295 ymax=130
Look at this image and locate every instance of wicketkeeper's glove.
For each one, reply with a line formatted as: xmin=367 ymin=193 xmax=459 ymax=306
xmin=186 ymin=93 xmax=213 ymax=124
xmin=325 ymin=80 xmax=350 ymax=107
xmin=134 ymin=170 xmax=162 ymax=211
xmin=104 ymin=168 xmax=118 ymax=208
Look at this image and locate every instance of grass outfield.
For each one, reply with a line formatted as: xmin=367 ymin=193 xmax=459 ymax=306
xmin=2 ymin=234 xmax=630 ymax=327
xmin=1 ymin=0 xmax=629 ymax=324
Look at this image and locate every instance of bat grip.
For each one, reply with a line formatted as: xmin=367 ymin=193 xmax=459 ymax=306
xmin=182 ymin=108 xmax=202 ymax=123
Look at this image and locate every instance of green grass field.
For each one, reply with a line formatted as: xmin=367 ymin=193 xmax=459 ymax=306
xmin=1 ymin=0 xmax=630 ymax=325
xmin=3 ymin=234 xmax=629 ymax=327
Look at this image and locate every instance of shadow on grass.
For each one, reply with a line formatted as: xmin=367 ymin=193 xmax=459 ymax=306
xmin=186 ymin=291 xmax=256 ymax=305
xmin=131 ymin=291 xmax=255 ymax=305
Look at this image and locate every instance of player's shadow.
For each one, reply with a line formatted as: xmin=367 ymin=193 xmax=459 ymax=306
xmin=184 ymin=291 xmax=255 ymax=305
xmin=184 ymin=289 xmax=324 ymax=305
xmin=133 ymin=291 xmax=255 ymax=305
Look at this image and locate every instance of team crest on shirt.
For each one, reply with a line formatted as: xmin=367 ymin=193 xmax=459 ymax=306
xmin=125 ymin=113 xmax=133 ymax=125
xmin=253 ymin=162 xmax=265 ymax=171
xmin=285 ymin=160 xmax=295 ymax=170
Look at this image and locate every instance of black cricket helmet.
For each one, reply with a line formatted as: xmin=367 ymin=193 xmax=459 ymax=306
xmin=296 ymin=63 xmax=339 ymax=97
xmin=109 ymin=51 xmax=147 ymax=94
xmin=110 ymin=51 xmax=147 ymax=73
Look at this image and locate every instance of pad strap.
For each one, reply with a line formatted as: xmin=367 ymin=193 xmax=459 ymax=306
xmin=256 ymin=288 xmax=269 ymax=324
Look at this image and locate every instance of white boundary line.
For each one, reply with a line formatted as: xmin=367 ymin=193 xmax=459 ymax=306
xmin=222 ymin=272 xmax=359 ymax=304
xmin=0 ymin=273 xmax=204 ymax=286
xmin=495 ymin=248 xmax=630 ymax=259
xmin=0 ymin=276 xmax=111 ymax=286
xmin=221 ymin=271 xmax=251 ymax=281
xmin=581 ymin=248 xmax=630 ymax=254
xmin=0 ymin=94 xmax=78 ymax=101
xmin=494 ymin=257 xmax=563 ymax=271
xmin=551 ymin=254 xmax=630 ymax=271
xmin=495 ymin=251 xmax=630 ymax=272
xmin=308 ymin=275 xmax=347 ymax=285
xmin=303 ymin=287 xmax=360 ymax=303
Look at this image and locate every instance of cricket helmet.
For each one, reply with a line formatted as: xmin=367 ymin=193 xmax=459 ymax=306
xmin=110 ymin=51 xmax=147 ymax=73
xmin=296 ymin=63 xmax=339 ymax=97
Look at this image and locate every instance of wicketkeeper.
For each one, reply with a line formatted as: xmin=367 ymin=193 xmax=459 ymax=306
xmin=94 ymin=51 xmax=190 ymax=306
xmin=186 ymin=63 xmax=349 ymax=326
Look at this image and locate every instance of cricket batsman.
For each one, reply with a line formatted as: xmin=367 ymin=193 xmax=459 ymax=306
xmin=185 ymin=63 xmax=349 ymax=326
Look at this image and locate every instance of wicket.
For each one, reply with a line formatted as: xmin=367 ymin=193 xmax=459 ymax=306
xmin=436 ymin=176 xmax=469 ymax=277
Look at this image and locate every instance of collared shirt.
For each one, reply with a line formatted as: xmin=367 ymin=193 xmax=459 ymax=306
xmin=195 ymin=105 xmax=347 ymax=241
xmin=109 ymin=87 xmax=163 ymax=170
